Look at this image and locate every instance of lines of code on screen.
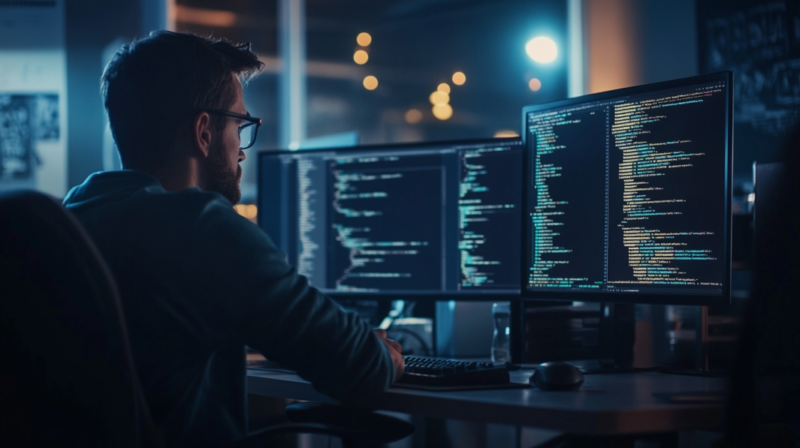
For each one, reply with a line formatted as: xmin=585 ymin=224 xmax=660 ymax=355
xmin=526 ymin=81 xmax=728 ymax=296
xmin=259 ymin=141 xmax=523 ymax=296
xmin=327 ymin=154 xmax=444 ymax=292
xmin=458 ymin=146 xmax=521 ymax=290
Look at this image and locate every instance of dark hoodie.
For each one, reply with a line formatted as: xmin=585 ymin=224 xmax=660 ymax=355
xmin=63 ymin=170 xmax=394 ymax=447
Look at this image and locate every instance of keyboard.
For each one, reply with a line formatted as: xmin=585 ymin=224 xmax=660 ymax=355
xmin=396 ymin=356 xmax=510 ymax=388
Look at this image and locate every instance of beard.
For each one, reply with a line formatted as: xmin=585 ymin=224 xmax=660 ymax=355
xmin=206 ymin=138 xmax=242 ymax=205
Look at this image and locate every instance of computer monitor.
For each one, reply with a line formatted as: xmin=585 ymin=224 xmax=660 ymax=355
xmin=257 ymin=138 xmax=523 ymax=300
xmin=521 ymin=72 xmax=733 ymax=306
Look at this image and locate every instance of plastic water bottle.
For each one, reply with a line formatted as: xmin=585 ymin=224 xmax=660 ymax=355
xmin=491 ymin=302 xmax=511 ymax=363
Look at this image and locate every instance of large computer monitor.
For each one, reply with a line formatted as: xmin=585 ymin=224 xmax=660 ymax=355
xmin=257 ymin=138 xmax=523 ymax=300
xmin=522 ymin=72 xmax=733 ymax=306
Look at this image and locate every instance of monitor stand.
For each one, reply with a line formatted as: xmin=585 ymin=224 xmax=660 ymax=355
xmin=514 ymin=301 xmax=733 ymax=377
xmin=514 ymin=301 xmax=639 ymax=373
xmin=658 ymin=306 xmax=731 ymax=378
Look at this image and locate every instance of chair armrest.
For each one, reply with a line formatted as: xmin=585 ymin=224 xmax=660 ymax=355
xmin=285 ymin=402 xmax=414 ymax=444
xmin=227 ymin=422 xmax=359 ymax=448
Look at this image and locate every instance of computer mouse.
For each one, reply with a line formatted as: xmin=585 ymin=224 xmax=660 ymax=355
xmin=530 ymin=362 xmax=584 ymax=391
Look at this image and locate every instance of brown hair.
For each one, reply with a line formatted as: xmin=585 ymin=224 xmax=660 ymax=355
xmin=101 ymin=31 xmax=263 ymax=170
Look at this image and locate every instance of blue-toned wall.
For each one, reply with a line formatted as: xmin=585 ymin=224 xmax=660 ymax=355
xmin=66 ymin=0 xmax=142 ymax=189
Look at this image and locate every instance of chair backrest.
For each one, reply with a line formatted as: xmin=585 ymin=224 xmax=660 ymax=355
xmin=728 ymin=127 xmax=800 ymax=446
xmin=0 ymin=190 xmax=154 ymax=447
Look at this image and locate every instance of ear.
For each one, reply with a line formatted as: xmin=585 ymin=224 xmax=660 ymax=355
xmin=191 ymin=112 xmax=213 ymax=158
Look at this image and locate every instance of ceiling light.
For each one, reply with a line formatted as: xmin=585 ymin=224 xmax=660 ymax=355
xmin=526 ymin=37 xmax=558 ymax=63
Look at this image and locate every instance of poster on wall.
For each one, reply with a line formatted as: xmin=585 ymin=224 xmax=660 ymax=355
xmin=697 ymin=0 xmax=800 ymax=177
xmin=0 ymin=94 xmax=59 ymax=179
xmin=0 ymin=0 xmax=67 ymax=196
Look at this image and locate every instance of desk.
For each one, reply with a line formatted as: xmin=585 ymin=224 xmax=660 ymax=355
xmin=248 ymin=369 xmax=726 ymax=436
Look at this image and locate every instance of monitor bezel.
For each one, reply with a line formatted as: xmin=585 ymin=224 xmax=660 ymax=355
xmin=256 ymin=137 xmax=525 ymax=301
xmin=520 ymin=71 xmax=734 ymax=307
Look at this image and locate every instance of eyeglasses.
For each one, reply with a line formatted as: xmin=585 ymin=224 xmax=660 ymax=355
xmin=204 ymin=109 xmax=262 ymax=149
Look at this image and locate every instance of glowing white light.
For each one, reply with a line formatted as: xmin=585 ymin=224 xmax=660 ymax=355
xmin=526 ymin=36 xmax=558 ymax=63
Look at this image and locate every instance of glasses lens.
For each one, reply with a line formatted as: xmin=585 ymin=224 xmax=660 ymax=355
xmin=239 ymin=124 xmax=255 ymax=149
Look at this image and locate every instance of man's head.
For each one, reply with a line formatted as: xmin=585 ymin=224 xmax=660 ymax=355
xmin=101 ymin=31 xmax=263 ymax=204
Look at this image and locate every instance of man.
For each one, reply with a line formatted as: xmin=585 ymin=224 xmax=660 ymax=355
xmin=63 ymin=31 xmax=404 ymax=447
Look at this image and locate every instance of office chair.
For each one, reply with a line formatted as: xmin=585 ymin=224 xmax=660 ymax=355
xmin=0 ymin=190 xmax=412 ymax=448
xmin=723 ymin=128 xmax=800 ymax=448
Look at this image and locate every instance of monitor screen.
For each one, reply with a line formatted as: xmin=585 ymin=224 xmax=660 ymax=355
xmin=522 ymin=72 xmax=733 ymax=305
xmin=258 ymin=138 xmax=523 ymax=299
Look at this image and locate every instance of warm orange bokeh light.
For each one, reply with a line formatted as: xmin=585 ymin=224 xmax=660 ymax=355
xmin=432 ymin=104 xmax=453 ymax=120
xmin=354 ymin=50 xmax=369 ymax=65
xmin=405 ymin=109 xmax=423 ymax=124
xmin=363 ymin=75 xmax=378 ymax=90
xmin=357 ymin=32 xmax=372 ymax=46
xmin=234 ymin=204 xmax=258 ymax=220
xmin=429 ymin=91 xmax=450 ymax=105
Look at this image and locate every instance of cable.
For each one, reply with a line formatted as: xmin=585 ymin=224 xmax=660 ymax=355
xmin=388 ymin=327 xmax=432 ymax=357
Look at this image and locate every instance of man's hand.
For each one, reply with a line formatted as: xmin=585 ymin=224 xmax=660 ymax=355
xmin=374 ymin=329 xmax=404 ymax=380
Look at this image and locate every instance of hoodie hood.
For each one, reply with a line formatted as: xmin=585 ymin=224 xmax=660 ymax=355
xmin=63 ymin=170 xmax=166 ymax=210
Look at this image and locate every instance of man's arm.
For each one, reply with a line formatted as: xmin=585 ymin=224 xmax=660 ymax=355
xmin=374 ymin=329 xmax=405 ymax=379
xmin=192 ymin=198 xmax=401 ymax=399
xmin=243 ymin=264 xmax=397 ymax=398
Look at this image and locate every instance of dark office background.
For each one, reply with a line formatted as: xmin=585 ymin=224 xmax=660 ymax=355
xmin=170 ymin=0 xmax=567 ymax=147
xmin=2 ymin=3 xmax=798 ymax=443
xmin=5 ymin=0 xmax=796 ymax=312
xmin=697 ymin=0 xmax=800 ymax=178
xmin=0 ymin=0 xmax=794 ymax=199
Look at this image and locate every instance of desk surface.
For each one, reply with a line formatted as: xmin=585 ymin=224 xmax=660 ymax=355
xmin=248 ymin=369 xmax=727 ymax=436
